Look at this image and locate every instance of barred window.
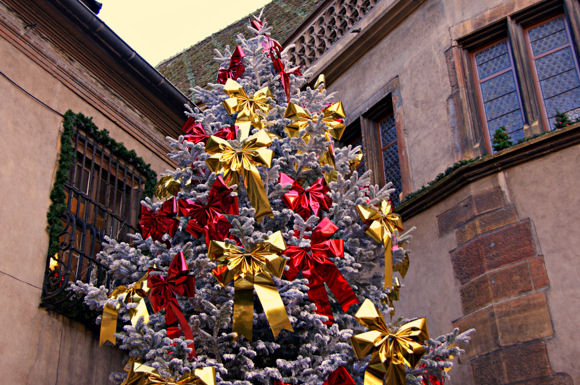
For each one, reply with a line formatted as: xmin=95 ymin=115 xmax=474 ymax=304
xmin=42 ymin=112 xmax=154 ymax=314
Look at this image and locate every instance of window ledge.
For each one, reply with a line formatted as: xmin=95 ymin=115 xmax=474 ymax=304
xmin=397 ymin=122 xmax=580 ymax=220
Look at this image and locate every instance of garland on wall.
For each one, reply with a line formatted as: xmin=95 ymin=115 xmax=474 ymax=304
xmin=44 ymin=110 xmax=157 ymax=315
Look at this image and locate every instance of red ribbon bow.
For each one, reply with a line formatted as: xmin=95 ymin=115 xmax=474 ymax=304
xmin=274 ymin=366 xmax=355 ymax=385
xmin=272 ymin=57 xmax=301 ymax=101
xmin=138 ymin=199 xmax=179 ymax=242
xmin=182 ymin=117 xmax=237 ymax=144
xmin=178 ymin=176 xmax=239 ymax=246
xmin=284 ymin=218 xmax=358 ymax=323
xmin=217 ymin=45 xmax=246 ymax=84
xmin=279 ymin=173 xmax=332 ymax=220
xmin=148 ymin=252 xmax=196 ymax=358
xmin=251 ymin=17 xmax=298 ymax=100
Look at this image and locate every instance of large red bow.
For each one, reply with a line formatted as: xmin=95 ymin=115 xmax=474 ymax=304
xmin=284 ymin=218 xmax=358 ymax=322
xmin=279 ymin=173 xmax=332 ymax=220
xmin=274 ymin=366 xmax=355 ymax=385
xmin=148 ymin=252 xmax=196 ymax=358
xmin=217 ymin=45 xmax=246 ymax=84
xmin=138 ymin=199 xmax=179 ymax=242
xmin=182 ymin=117 xmax=237 ymax=144
xmin=179 ymin=176 xmax=239 ymax=246
xmin=272 ymin=57 xmax=301 ymax=101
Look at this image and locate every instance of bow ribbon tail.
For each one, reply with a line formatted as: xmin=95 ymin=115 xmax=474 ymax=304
xmin=233 ymin=287 xmax=255 ymax=340
xmin=303 ymin=270 xmax=334 ymax=323
xmin=365 ymin=355 xmax=389 ymax=385
xmin=253 ymin=274 xmax=293 ymax=338
xmin=166 ymin=300 xmax=197 ymax=358
xmin=318 ymin=261 xmax=359 ymax=312
xmin=383 ymin=233 xmax=394 ymax=289
xmin=244 ymin=165 xmax=273 ymax=223
xmin=100 ymin=300 xmax=121 ymax=346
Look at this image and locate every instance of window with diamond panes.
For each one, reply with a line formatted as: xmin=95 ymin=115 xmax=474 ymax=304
xmin=527 ymin=16 xmax=580 ymax=128
xmin=473 ymin=40 xmax=527 ymax=145
xmin=377 ymin=115 xmax=402 ymax=205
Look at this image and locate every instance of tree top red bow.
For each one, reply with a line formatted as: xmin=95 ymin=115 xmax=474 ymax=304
xmin=217 ymin=45 xmax=246 ymax=84
xmin=279 ymin=173 xmax=332 ymax=220
xmin=148 ymin=251 xmax=196 ymax=358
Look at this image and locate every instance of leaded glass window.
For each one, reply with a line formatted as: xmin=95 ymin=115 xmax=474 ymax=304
xmin=378 ymin=115 xmax=402 ymax=205
xmin=527 ymin=16 xmax=580 ymax=128
xmin=474 ymin=40 xmax=526 ymax=144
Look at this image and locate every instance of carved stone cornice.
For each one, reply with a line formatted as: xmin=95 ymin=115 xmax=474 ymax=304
xmin=285 ymin=0 xmax=425 ymax=87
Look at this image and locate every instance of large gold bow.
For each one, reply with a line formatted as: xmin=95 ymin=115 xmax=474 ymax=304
xmin=222 ymin=78 xmax=273 ymax=138
xmin=284 ymin=102 xmax=346 ymax=181
xmin=283 ymin=102 xmax=346 ymax=143
xmin=351 ymin=299 xmax=429 ymax=385
xmin=356 ymin=200 xmax=404 ymax=289
xmin=208 ymin=231 xmax=293 ymax=340
xmin=121 ymin=358 xmax=216 ymax=385
xmin=205 ymin=129 xmax=273 ymax=223
xmin=100 ymin=274 xmax=150 ymax=346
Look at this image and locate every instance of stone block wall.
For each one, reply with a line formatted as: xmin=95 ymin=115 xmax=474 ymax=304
xmin=438 ymin=188 xmax=572 ymax=385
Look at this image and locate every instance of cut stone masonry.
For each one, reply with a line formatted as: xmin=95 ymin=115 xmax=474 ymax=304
xmin=438 ymin=187 xmax=572 ymax=385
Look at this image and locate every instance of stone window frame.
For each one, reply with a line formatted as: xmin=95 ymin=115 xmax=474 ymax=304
xmin=447 ymin=0 xmax=580 ymax=157
xmin=343 ymin=77 xmax=412 ymax=202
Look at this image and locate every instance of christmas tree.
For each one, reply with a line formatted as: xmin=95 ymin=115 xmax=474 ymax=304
xmin=72 ymin=15 xmax=472 ymax=385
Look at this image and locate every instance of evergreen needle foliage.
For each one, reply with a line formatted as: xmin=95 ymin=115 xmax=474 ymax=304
xmin=72 ymin=18 xmax=472 ymax=385
xmin=492 ymin=126 xmax=513 ymax=152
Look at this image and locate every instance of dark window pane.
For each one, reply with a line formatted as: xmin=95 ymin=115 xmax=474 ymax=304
xmin=535 ymin=47 xmax=576 ymax=80
xmin=475 ymin=40 xmax=508 ymax=65
xmin=529 ymin=17 xmax=565 ymax=42
xmin=539 ymin=69 xmax=580 ymax=98
xmin=382 ymin=141 xmax=402 ymax=206
xmin=477 ymin=53 xmax=511 ymax=79
xmin=531 ymin=30 xmax=568 ymax=56
xmin=379 ymin=115 xmax=397 ymax=147
xmin=480 ymin=71 xmax=517 ymax=102
xmin=484 ymin=91 xmax=521 ymax=120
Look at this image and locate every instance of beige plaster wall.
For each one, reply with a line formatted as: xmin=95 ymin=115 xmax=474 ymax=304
xmin=327 ymin=0 xmax=543 ymax=190
xmin=504 ymin=145 xmax=580 ymax=382
xmin=0 ymin=9 xmax=175 ymax=384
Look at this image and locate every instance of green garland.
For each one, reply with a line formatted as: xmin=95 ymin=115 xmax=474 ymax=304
xmin=45 ymin=110 xmax=157 ymax=262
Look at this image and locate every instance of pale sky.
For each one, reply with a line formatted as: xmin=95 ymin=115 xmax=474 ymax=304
xmin=98 ymin=0 xmax=272 ymax=66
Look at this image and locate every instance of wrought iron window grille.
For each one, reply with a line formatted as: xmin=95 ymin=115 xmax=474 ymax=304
xmin=42 ymin=111 xmax=156 ymax=320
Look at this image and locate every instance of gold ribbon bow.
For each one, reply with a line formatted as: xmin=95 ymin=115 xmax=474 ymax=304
xmin=154 ymin=175 xmax=181 ymax=200
xmin=284 ymin=102 xmax=346 ymax=181
xmin=351 ymin=299 xmax=429 ymax=385
xmin=100 ymin=274 xmax=150 ymax=346
xmin=357 ymin=200 xmax=404 ymax=289
xmin=121 ymin=358 xmax=216 ymax=385
xmin=283 ymin=102 xmax=346 ymax=142
xmin=208 ymin=231 xmax=294 ymax=340
xmin=205 ymin=129 xmax=273 ymax=223
xmin=222 ymin=78 xmax=273 ymax=138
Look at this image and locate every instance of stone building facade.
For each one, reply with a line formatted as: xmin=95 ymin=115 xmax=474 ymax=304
xmin=0 ymin=1 xmax=187 ymax=383
xmin=283 ymin=0 xmax=580 ymax=384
